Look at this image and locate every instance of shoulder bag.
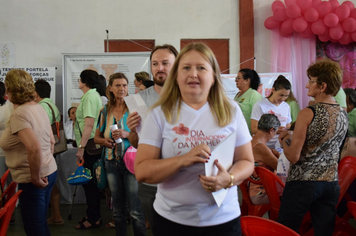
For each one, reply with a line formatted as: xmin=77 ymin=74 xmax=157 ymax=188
xmin=45 ymin=102 xmax=68 ymax=155
xmin=76 ymin=120 xmax=103 ymax=156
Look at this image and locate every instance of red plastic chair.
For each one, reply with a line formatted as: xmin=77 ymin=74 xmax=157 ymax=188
xmin=301 ymin=156 xmax=356 ymax=236
xmin=2 ymin=181 xmax=17 ymax=205
xmin=0 ymin=190 xmax=22 ymax=236
xmin=347 ymin=201 xmax=356 ymax=219
xmin=0 ymin=169 xmax=10 ymax=190
xmin=241 ymin=216 xmax=300 ymax=236
xmin=254 ymin=166 xmax=285 ymax=221
xmin=239 ymin=178 xmax=270 ymax=217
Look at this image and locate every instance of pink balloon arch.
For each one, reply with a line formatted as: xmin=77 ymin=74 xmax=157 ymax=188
xmin=265 ymin=0 xmax=356 ymax=45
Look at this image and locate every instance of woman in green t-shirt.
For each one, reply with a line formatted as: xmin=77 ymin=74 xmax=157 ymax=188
xmin=234 ymin=69 xmax=263 ymax=132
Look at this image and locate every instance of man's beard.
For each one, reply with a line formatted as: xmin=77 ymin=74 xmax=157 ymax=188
xmin=153 ymin=74 xmax=166 ymax=87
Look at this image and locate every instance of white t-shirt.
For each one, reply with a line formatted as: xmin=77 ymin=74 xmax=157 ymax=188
xmin=139 ymin=100 xmax=251 ymax=226
xmin=251 ymin=98 xmax=291 ymax=149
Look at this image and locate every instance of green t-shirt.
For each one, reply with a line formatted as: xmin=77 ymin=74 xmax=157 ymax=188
xmin=286 ymin=100 xmax=300 ymax=123
xmin=334 ymin=89 xmax=347 ymax=108
xmin=74 ymin=89 xmax=102 ymax=144
xmin=348 ymin=108 xmax=356 ymax=137
xmin=39 ymin=98 xmax=61 ymax=124
xmin=234 ymin=88 xmax=262 ymax=132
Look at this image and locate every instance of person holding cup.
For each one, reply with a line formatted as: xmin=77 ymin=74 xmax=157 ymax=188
xmin=94 ymin=73 xmax=146 ymax=236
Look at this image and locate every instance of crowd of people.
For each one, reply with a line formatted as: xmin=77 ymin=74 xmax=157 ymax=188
xmin=0 ymin=42 xmax=354 ymax=236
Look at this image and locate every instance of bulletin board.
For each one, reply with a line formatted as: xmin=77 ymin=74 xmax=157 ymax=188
xmin=62 ymin=52 xmax=150 ymax=122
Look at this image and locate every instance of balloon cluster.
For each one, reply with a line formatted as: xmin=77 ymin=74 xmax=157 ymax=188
xmin=264 ymin=0 xmax=356 ymax=44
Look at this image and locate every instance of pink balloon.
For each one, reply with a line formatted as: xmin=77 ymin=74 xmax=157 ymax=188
xmin=279 ymin=30 xmax=293 ymax=37
xmin=335 ymin=5 xmax=351 ymax=22
xmin=274 ymin=7 xmax=288 ymax=21
xmin=318 ymin=34 xmax=330 ymax=42
xmin=280 ymin=19 xmax=294 ymax=34
xmin=300 ymin=24 xmax=314 ymax=38
xmin=351 ymin=31 xmax=356 ymax=41
xmin=315 ymin=1 xmax=331 ymax=18
xmin=272 ymin=1 xmax=285 ymax=12
xmin=286 ymin=4 xmax=301 ymax=19
xmin=339 ymin=32 xmax=352 ymax=45
xmin=351 ymin=9 xmax=356 ymax=20
xmin=304 ymin=8 xmax=319 ymax=22
xmin=312 ymin=0 xmax=321 ymax=8
xmin=285 ymin=0 xmax=297 ymax=8
xmin=330 ymin=23 xmax=344 ymax=40
xmin=342 ymin=1 xmax=355 ymax=10
xmin=342 ymin=18 xmax=356 ymax=33
xmin=330 ymin=39 xmax=338 ymax=43
xmin=297 ymin=0 xmax=312 ymax=13
xmin=265 ymin=16 xmax=281 ymax=30
xmin=329 ymin=0 xmax=340 ymax=11
xmin=324 ymin=13 xmax=339 ymax=28
xmin=293 ymin=16 xmax=308 ymax=32
xmin=311 ymin=18 xmax=326 ymax=35
xmin=318 ymin=28 xmax=331 ymax=42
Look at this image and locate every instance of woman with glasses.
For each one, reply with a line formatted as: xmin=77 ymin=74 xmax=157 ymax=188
xmin=277 ymin=59 xmax=348 ymax=235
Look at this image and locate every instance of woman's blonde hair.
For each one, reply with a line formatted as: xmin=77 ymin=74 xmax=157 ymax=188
xmin=5 ymin=69 xmax=35 ymax=105
xmin=153 ymin=43 xmax=232 ymax=127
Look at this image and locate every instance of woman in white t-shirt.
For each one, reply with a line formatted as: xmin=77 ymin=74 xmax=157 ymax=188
xmin=251 ymin=75 xmax=292 ymax=149
xmin=135 ymin=43 xmax=254 ymax=236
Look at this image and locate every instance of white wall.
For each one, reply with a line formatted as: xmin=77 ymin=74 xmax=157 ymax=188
xmin=254 ymin=0 xmax=274 ymax=73
xmin=0 ymin=0 xmax=240 ymax=111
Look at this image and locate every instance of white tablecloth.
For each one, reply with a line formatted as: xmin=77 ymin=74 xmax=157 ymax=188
xmin=56 ymin=144 xmax=86 ymax=204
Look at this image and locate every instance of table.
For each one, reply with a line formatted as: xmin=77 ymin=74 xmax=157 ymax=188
xmin=56 ymin=144 xmax=86 ymax=204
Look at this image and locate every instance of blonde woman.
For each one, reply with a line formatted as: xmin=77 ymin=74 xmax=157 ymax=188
xmin=0 ymin=69 xmax=57 ymax=236
xmin=135 ymin=43 xmax=254 ymax=236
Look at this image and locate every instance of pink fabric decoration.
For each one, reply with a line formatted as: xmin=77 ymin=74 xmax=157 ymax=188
xmin=270 ymin=29 xmax=316 ymax=110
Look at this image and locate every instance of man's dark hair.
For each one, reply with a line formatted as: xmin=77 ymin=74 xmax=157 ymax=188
xmin=150 ymin=44 xmax=178 ymax=60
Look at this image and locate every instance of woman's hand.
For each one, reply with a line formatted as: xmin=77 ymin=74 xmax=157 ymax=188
xmin=112 ymin=129 xmax=129 ymax=140
xmin=32 ymin=176 xmax=49 ymax=189
xmin=276 ymin=126 xmax=288 ymax=135
xmin=126 ymin=112 xmax=141 ymax=132
xmin=76 ymin=148 xmax=85 ymax=162
xmin=179 ymin=144 xmax=211 ymax=168
xmin=103 ymin=138 xmax=115 ymax=148
xmin=199 ymin=159 xmax=231 ymax=192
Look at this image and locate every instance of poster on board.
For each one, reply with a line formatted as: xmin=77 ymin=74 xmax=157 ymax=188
xmin=222 ymin=73 xmax=293 ymax=100
xmin=62 ymin=52 xmax=150 ymax=123
xmin=0 ymin=67 xmax=56 ymax=103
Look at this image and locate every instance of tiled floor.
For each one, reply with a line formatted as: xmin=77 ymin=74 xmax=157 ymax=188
xmin=7 ymin=200 xmax=153 ymax=236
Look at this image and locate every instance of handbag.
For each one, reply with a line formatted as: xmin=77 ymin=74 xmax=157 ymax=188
xmin=276 ymin=152 xmax=290 ymax=184
xmin=67 ymin=160 xmax=92 ymax=185
xmin=93 ymin=155 xmax=107 ymax=189
xmin=45 ymin=102 xmax=68 ymax=155
xmin=86 ymin=138 xmax=103 ymax=155
xmin=76 ymin=120 xmax=103 ymax=156
xmin=123 ymin=146 xmax=137 ymax=174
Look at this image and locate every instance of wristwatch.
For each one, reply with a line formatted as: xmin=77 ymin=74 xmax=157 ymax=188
xmin=78 ymin=144 xmax=85 ymax=149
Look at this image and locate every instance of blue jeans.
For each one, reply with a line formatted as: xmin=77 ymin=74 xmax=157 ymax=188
xmin=105 ymin=159 xmax=146 ymax=236
xmin=137 ymin=182 xmax=157 ymax=234
xmin=278 ymin=181 xmax=340 ymax=236
xmin=18 ymin=171 xmax=57 ymax=236
xmin=153 ymin=209 xmax=241 ymax=236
